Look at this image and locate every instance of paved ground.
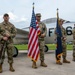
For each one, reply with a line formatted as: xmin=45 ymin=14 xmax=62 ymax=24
xmin=1 ymin=50 xmax=75 ymax=75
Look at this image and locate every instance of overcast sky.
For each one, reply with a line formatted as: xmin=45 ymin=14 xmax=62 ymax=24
xmin=0 ymin=0 xmax=75 ymax=28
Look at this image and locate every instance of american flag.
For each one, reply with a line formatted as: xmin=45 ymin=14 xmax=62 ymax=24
xmin=28 ymin=6 xmax=40 ymax=62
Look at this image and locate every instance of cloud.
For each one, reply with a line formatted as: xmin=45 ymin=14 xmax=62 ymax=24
xmin=15 ymin=17 xmax=27 ymax=22
xmin=0 ymin=15 xmax=2 ymax=19
xmin=0 ymin=15 xmax=3 ymax=22
xmin=7 ymin=12 xmax=27 ymax=22
xmin=8 ymin=12 xmax=18 ymax=20
xmin=21 ymin=17 xmax=27 ymax=21
xmin=0 ymin=0 xmax=75 ymax=26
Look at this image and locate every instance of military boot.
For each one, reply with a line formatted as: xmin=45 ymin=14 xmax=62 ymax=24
xmin=40 ymin=61 xmax=47 ymax=67
xmin=56 ymin=61 xmax=62 ymax=65
xmin=9 ymin=63 xmax=15 ymax=72
xmin=32 ymin=61 xmax=37 ymax=69
xmin=0 ymin=64 xmax=2 ymax=73
xmin=63 ymin=59 xmax=70 ymax=63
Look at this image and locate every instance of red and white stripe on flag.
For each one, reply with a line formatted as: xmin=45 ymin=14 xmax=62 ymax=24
xmin=28 ymin=26 xmax=40 ymax=62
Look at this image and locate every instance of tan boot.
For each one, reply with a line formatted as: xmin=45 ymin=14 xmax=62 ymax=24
xmin=56 ymin=61 xmax=62 ymax=65
xmin=63 ymin=59 xmax=70 ymax=63
xmin=0 ymin=64 xmax=2 ymax=73
xmin=32 ymin=61 xmax=37 ymax=69
xmin=40 ymin=61 xmax=47 ymax=67
xmin=9 ymin=63 xmax=15 ymax=72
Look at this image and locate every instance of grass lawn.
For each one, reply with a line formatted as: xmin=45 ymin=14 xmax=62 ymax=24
xmin=14 ymin=44 xmax=73 ymax=50
xmin=46 ymin=44 xmax=73 ymax=50
xmin=14 ymin=44 xmax=28 ymax=50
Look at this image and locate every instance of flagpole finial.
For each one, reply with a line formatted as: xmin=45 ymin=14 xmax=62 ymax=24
xmin=57 ymin=8 xmax=59 ymax=12
xmin=33 ymin=2 xmax=35 ymax=9
xmin=33 ymin=2 xmax=34 ymax=5
xmin=56 ymin=8 xmax=59 ymax=19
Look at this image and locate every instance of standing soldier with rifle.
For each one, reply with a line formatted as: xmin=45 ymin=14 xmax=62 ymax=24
xmin=0 ymin=13 xmax=17 ymax=73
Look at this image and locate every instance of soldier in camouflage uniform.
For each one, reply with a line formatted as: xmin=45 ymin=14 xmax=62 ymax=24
xmin=32 ymin=13 xmax=47 ymax=69
xmin=0 ymin=13 xmax=17 ymax=73
xmin=72 ymin=24 xmax=75 ymax=61
xmin=54 ymin=19 xmax=70 ymax=65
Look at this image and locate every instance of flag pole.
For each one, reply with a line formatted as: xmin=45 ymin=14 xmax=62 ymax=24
xmin=57 ymin=8 xmax=59 ymax=19
xmin=55 ymin=8 xmax=63 ymax=64
xmin=57 ymin=8 xmax=59 ymax=13
xmin=28 ymin=2 xmax=40 ymax=62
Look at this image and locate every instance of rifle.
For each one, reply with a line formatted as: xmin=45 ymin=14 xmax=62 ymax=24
xmin=0 ymin=42 xmax=6 ymax=64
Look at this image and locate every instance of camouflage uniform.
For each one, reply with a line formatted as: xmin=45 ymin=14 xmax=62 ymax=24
xmin=32 ymin=13 xmax=47 ymax=69
xmin=54 ymin=26 xmax=70 ymax=63
xmin=61 ymin=26 xmax=67 ymax=59
xmin=55 ymin=26 xmax=67 ymax=58
xmin=38 ymin=22 xmax=47 ymax=61
xmin=0 ymin=21 xmax=17 ymax=64
xmin=72 ymin=27 xmax=75 ymax=60
xmin=61 ymin=26 xmax=70 ymax=63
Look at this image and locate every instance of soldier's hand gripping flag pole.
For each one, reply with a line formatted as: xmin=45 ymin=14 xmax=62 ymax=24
xmin=28 ymin=3 xmax=40 ymax=62
xmin=0 ymin=42 xmax=6 ymax=64
xmin=55 ymin=8 xmax=63 ymax=64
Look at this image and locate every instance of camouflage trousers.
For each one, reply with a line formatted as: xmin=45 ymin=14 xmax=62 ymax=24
xmin=0 ymin=42 xmax=14 ymax=64
xmin=39 ymin=40 xmax=45 ymax=61
xmin=73 ymin=45 xmax=75 ymax=58
xmin=62 ymin=41 xmax=67 ymax=59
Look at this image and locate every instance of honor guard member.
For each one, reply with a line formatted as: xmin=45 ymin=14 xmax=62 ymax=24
xmin=32 ymin=13 xmax=47 ymax=68
xmin=54 ymin=19 xmax=70 ymax=65
xmin=72 ymin=24 xmax=75 ymax=61
xmin=0 ymin=13 xmax=17 ymax=73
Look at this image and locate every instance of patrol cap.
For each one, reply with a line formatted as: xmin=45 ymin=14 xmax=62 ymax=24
xmin=3 ymin=13 xmax=9 ymax=17
xmin=36 ymin=13 xmax=41 ymax=17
